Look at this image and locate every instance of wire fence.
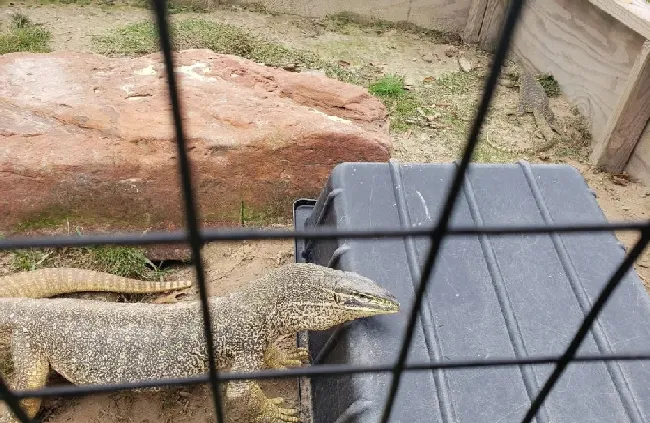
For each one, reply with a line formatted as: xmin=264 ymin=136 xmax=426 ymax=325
xmin=1 ymin=0 xmax=650 ymax=422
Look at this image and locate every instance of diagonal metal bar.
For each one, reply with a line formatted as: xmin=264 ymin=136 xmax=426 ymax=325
xmin=0 ymin=377 xmax=33 ymax=423
xmin=147 ymin=1 xmax=225 ymax=422
xmin=378 ymin=1 xmax=527 ymax=422
xmin=0 ymin=221 xmax=648 ymax=251
xmin=520 ymin=224 xmax=650 ymax=423
xmin=7 ymin=353 xmax=650 ymax=400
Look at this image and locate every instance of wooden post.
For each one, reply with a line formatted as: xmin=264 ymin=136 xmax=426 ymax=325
xmin=462 ymin=0 xmax=490 ymax=44
xmin=478 ymin=0 xmax=511 ymax=52
xmin=591 ymin=40 xmax=650 ymax=173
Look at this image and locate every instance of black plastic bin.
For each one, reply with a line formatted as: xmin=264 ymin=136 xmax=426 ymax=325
xmin=293 ymin=161 xmax=650 ymax=423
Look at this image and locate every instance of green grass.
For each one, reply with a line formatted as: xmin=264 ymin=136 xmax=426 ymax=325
xmin=93 ymin=19 xmax=321 ymax=68
xmin=536 ymin=73 xmax=561 ymax=97
xmin=369 ymin=74 xmax=406 ymax=97
xmin=0 ymin=13 xmax=51 ymax=54
xmin=366 ymin=70 xmax=483 ymax=134
xmin=12 ymin=245 xmax=164 ymax=279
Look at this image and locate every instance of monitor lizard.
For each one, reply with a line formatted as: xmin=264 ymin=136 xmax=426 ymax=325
xmin=0 ymin=263 xmax=400 ymax=423
xmin=0 ymin=267 xmax=192 ymax=298
xmin=486 ymin=70 xmax=559 ymax=154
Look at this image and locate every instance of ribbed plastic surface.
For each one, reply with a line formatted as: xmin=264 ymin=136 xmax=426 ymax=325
xmin=293 ymin=161 xmax=650 ymax=423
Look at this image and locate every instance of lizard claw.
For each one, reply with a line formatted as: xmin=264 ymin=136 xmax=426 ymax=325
xmin=256 ymin=396 xmax=300 ymax=422
xmin=264 ymin=343 xmax=310 ymax=370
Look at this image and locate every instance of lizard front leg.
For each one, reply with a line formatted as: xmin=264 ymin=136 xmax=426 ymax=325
xmin=263 ymin=335 xmax=310 ymax=370
xmin=0 ymin=334 xmax=50 ymax=423
xmin=225 ymin=353 xmax=299 ymax=423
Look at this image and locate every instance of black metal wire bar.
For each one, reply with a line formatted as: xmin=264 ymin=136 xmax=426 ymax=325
xmin=520 ymin=224 xmax=650 ymax=423
xmin=0 ymin=377 xmax=32 ymax=423
xmin=378 ymin=1 xmax=527 ymax=422
xmin=0 ymin=221 xmax=647 ymax=251
xmin=147 ymin=1 xmax=224 ymax=421
xmin=7 ymin=353 xmax=650 ymax=401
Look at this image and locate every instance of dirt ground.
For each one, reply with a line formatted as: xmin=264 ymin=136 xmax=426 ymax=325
xmin=0 ymin=2 xmax=649 ymax=422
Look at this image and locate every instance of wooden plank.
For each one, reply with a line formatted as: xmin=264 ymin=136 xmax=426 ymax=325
xmin=626 ymin=121 xmax=650 ymax=186
xmin=407 ymin=0 xmax=473 ymax=33
xmin=591 ymin=41 xmax=650 ymax=172
xmin=510 ymin=0 xmax=645 ymax=143
xmin=477 ymin=0 xmax=510 ymax=51
xmin=587 ymin=0 xmax=650 ymax=40
xmin=462 ymin=0 xmax=490 ymax=43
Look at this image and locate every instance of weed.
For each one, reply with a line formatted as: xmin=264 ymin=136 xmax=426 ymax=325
xmin=10 ymin=12 xmax=32 ymax=28
xmin=369 ymin=74 xmax=406 ymax=97
xmin=536 ymin=73 xmax=561 ymax=97
xmin=11 ymin=245 xmax=165 ymax=279
xmin=93 ymin=19 xmax=321 ymax=67
xmin=0 ymin=13 xmax=51 ymax=54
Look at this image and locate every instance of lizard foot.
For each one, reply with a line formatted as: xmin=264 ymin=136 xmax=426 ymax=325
xmin=256 ymin=396 xmax=299 ymax=423
xmin=264 ymin=336 xmax=310 ymax=369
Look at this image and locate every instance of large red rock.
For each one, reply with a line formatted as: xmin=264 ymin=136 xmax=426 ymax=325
xmin=0 ymin=50 xmax=390 ymax=234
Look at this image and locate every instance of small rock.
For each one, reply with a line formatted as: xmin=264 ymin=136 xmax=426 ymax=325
xmin=538 ymin=152 xmax=550 ymax=161
xmin=445 ymin=46 xmax=459 ymax=58
xmin=282 ymin=63 xmax=298 ymax=72
xmin=622 ymin=206 xmax=631 ymax=211
xmin=458 ymin=57 xmax=473 ymax=72
xmin=500 ymin=79 xmax=517 ymax=88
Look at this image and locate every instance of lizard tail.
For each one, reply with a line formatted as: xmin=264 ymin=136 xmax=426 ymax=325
xmin=0 ymin=268 xmax=192 ymax=298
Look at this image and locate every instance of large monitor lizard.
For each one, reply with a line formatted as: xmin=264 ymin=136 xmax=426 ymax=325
xmin=0 ymin=263 xmax=400 ymax=423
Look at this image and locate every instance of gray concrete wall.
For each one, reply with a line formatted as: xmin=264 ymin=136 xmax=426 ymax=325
xmin=234 ymin=0 xmax=472 ymax=33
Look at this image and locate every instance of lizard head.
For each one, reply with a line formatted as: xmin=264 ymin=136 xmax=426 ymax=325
xmin=258 ymin=263 xmax=400 ymax=333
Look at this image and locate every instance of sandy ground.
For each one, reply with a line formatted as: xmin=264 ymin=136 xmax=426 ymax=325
xmin=0 ymin=3 xmax=649 ymax=422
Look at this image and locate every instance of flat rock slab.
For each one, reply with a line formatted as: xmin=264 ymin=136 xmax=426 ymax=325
xmin=0 ymin=49 xmax=390 ymax=234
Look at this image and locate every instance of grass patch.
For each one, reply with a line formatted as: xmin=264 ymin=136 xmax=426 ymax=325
xmin=367 ymin=74 xmax=421 ymax=132
xmin=536 ymin=73 xmax=561 ymax=97
xmin=11 ymin=245 xmax=165 ymax=279
xmin=367 ymin=70 xmax=483 ymax=134
xmin=369 ymin=74 xmax=406 ymax=97
xmin=322 ymin=11 xmax=460 ymax=44
xmin=0 ymin=13 xmax=51 ymax=54
xmin=93 ymin=19 xmax=321 ymax=67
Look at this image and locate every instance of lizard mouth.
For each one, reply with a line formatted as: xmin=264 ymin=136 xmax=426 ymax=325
xmin=344 ymin=294 xmax=400 ymax=315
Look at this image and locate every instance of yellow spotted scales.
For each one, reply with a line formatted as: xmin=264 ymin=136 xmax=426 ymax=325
xmin=0 ymin=264 xmax=400 ymax=423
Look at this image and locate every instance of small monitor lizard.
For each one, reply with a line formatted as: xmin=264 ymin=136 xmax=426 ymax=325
xmin=0 ymin=263 xmax=400 ymax=423
xmin=486 ymin=71 xmax=559 ymax=154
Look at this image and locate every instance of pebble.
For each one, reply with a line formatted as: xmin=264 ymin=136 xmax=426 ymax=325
xmin=444 ymin=46 xmax=459 ymax=57
xmin=458 ymin=57 xmax=473 ymax=72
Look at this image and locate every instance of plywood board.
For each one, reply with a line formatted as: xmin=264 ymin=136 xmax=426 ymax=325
xmin=626 ymin=122 xmax=650 ymax=186
xmin=241 ymin=0 xmax=472 ymax=32
xmin=511 ymin=0 xmax=645 ymax=142
xmin=407 ymin=0 xmax=472 ymax=33
xmin=463 ymin=0 xmax=490 ymax=43
xmin=478 ymin=0 xmax=510 ymax=51
xmin=592 ymin=41 xmax=650 ymax=172
xmin=588 ymin=0 xmax=650 ymax=39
